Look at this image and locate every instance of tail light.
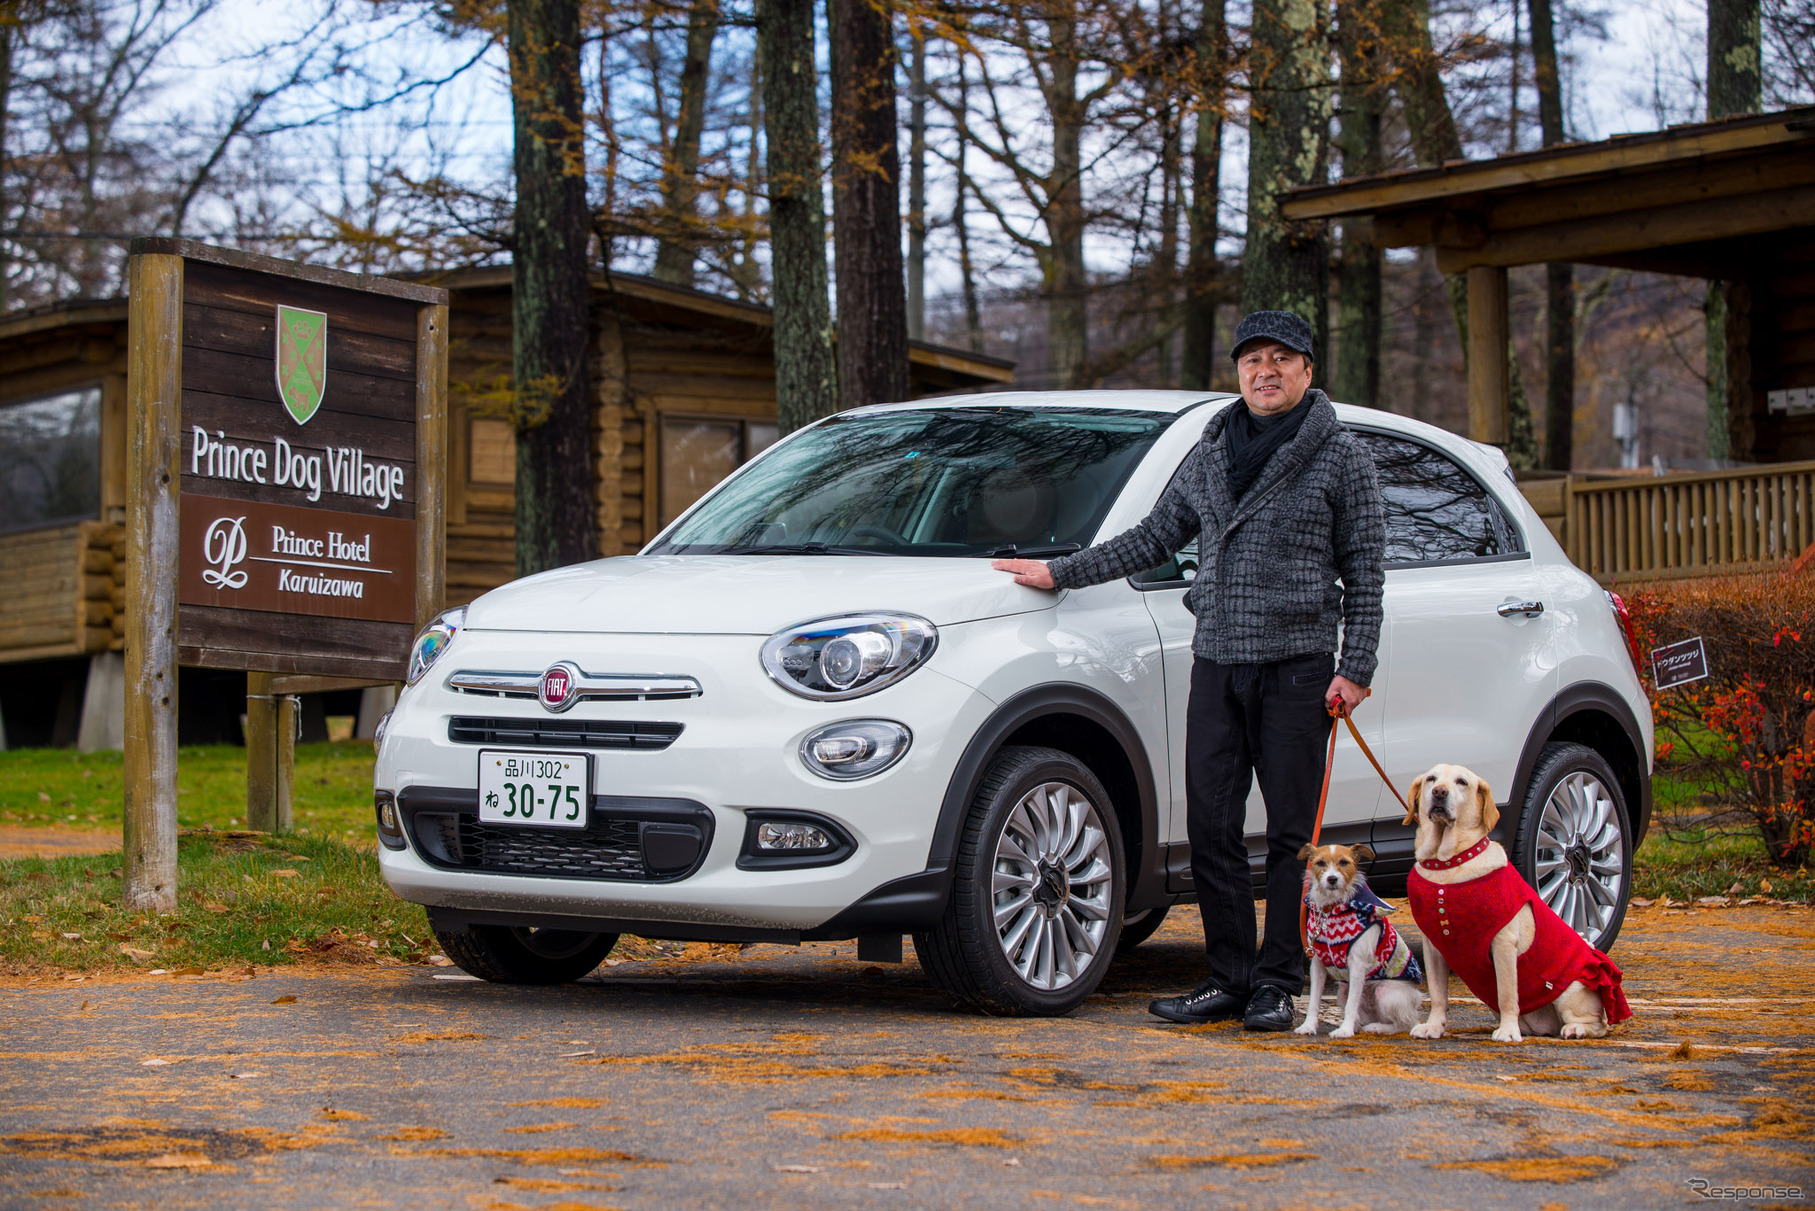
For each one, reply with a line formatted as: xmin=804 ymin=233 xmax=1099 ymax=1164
xmin=1605 ymin=590 xmax=1643 ymax=676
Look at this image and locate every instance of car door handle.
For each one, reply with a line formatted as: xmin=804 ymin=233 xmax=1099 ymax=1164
xmin=1497 ymin=600 xmax=1545 ymax=618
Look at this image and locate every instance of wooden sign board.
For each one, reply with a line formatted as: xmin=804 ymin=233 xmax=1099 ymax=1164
xmin=1651 ymin=636 xmax=1709 ymax=691
xmin=123 ymin=239 xmax=448 ymax=909
xmin=133 ymin=242 xmax=449 ymax=678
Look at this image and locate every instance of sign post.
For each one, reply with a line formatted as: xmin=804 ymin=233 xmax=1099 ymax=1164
xmin=123 ymin=240 xmax=446 ymax=911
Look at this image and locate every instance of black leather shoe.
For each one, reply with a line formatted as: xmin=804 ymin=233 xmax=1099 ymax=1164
xmin=1243 ymin=985 xmax=1296 ymax=1032
xmin=1149 ymin=980 xmax=1246 ymax=1024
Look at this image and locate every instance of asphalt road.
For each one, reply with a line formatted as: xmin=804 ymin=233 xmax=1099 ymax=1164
xmin=2 ymin=904 xmax=1812 ymax=1210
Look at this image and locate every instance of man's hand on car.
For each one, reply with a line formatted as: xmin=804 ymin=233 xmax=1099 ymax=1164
xmin=993 ymin=559 xmax=1056 ymax=589
xmin=1326 ymin=675 xmax=1367 ymax=716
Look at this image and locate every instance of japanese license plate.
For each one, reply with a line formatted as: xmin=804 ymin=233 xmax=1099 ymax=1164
xmin=478 ymin=749 xmax=591 ymax=828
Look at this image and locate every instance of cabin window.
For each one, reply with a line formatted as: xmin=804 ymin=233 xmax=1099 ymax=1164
xmin=659 ymin=416 xmax=778 ymax=526
xmin=0 ymin=385 xmax=102 ymax=533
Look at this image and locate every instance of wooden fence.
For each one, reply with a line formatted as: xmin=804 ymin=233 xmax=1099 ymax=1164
xmin=1518 ymin=461 xmax=1815 ymax=584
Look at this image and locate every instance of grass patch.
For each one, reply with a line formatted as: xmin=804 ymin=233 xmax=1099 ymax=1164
xmin=0 ymin=742 xmax=378 ymax=839
xmin=1634 ymin=822 xmax=1812 ymax=904
xmin=0 ymin=831 xmax=432 ymax=975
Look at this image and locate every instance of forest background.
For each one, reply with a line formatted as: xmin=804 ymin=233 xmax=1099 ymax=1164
xmin=2 ymin=0 xmax=1813 ymax=549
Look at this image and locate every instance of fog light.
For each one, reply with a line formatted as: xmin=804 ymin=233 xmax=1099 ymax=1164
xmin=799 ymin=720 xmax=911 ymax=781
xmin=374 ymin=791 xmax=406 ymax=850
xmin=756 ymin=821 xmax=833 ymax=851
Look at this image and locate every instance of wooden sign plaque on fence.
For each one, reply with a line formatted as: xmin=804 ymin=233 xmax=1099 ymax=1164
xmin=124 ymin=239 xmax=448 ymax=911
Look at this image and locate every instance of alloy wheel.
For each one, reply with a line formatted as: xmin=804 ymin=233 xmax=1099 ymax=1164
xmin=1532 ymin=770 xmax=1626 ymax=943
xmin=989 ymin=781 xmax=1115 ymax=991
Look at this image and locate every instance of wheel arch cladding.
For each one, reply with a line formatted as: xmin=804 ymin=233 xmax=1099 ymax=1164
xmin=1510 ymin=682 xmax=1651 ymax=843
xmin=931 ymin=684 xmax=1161 ymax=906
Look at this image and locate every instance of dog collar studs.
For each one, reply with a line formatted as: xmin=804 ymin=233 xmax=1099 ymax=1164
xmin=1417 ymin=836 xmax=1491 ymax=871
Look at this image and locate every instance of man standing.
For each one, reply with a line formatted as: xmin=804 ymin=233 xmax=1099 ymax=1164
xmin=991 ymin=311 xmax=1385 ymax=1031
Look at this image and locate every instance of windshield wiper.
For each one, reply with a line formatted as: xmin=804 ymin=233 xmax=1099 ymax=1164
xmin=723 ymin=542 xmax=902 ymax=556
xmin=975 ymin=543 xmax=1082 ymax=559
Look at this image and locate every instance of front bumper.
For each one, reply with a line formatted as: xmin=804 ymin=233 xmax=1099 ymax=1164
xmin=375 ymin=628 xmax=993 ymax=932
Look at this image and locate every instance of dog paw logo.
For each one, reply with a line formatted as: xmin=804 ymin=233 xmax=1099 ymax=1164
xmin=275 ymin=305 xmax=328 ymax=425
xmin=201 ymin=516 xmax=250 ymax=589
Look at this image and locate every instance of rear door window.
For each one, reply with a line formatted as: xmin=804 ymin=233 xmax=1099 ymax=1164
xmin=1355 ymin=431 xmax=1525 ymax=566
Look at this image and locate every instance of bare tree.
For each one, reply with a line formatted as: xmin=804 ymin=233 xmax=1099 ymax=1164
xmin=509 ymin=0 xmax=595 ymax=572
xmin=1332 ymin=0 xmax=1383 ymax=409
xmin=1178 ymin=0 xmax=1223 ymax=389
xmin=1705 ymin=0 xmax=1761 ymax=459
xmin=829 ymin=0 xmax=908 ymax=408
xmin=651 ymin=0 xmax=719 ymax=285
xmin=756 ymin=0 xmax=836 ymax=431
xmin=1529 ymin=0 xmax=1573 ymax=468
xmin=1241 ymin=0 xmax=1332 ymax=351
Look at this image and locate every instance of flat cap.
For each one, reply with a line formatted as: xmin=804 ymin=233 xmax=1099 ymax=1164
xmin=1230 ymin=310 xmax=1314 ymax=361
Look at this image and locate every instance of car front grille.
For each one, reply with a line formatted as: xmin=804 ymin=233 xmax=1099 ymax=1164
xmin=397 ymin=788 xmax=713 ymax=884
xmin=447 ymin=716 xmax=683 ymax=751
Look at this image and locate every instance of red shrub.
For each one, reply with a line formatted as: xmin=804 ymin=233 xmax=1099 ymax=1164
xmin=1626 ymin=572 xmax=1815 ymax=869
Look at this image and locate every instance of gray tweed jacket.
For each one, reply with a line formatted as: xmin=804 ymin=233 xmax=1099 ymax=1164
xmin=1047 ymin=391 xmax=1386 ymax=686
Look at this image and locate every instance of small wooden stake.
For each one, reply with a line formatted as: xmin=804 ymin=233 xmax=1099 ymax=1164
xmin=124 ymin=253 xmax=183 ymax=913
xmin=246 ymin=672 xmax=277 ymax=831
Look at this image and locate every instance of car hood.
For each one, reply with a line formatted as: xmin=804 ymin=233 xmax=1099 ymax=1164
xmin=461 ymin=555 xmax=1059 ymax=635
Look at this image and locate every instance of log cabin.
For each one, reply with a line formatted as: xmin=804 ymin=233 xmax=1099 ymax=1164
xmin=0 ymin=271 xmax=1013 ymax=749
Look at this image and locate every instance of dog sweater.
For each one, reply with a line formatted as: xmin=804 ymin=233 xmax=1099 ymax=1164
xmin=1304 ymin=884 xmax=1423 ymax=983
xmin=1407 ymin=863 xmax=1631 ymax=1023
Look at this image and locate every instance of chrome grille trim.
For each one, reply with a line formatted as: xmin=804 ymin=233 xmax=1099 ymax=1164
xmin=446 ymin=669 xmax=703 ymax=701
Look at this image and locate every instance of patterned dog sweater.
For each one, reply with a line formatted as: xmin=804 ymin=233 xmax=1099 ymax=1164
xmin=1304 ymin=883 xmax=1423 ymax=983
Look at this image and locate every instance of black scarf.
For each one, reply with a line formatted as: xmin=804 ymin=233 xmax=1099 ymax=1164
xmin=1223 ymin=399 xmax=1312 ymax=502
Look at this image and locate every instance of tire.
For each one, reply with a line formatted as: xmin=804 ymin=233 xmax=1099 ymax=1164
xmin=915 ymin=746 xmax=1125 ymax=1016
xmin=1510 ymin=742 xmax=1633 ymax=953
xmin=1117 ymin=905 xmax=1170 ymax=950
xmin=434 ymin=925 xmax=619 ymax=984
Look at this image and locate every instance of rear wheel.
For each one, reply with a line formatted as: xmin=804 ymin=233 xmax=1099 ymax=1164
xmin=1511 ymin=742 xmax=1632 ymax=952
xmin=434 ymin=925 xmax=619 ymax=984
xmin=916 ymin=746 xmax=1124 ymax=1016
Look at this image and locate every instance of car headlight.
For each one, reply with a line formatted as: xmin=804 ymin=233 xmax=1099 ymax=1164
xmin=406 ymin=606 xmax=465 ymax=686
xmin=760 ymin=612 xmax=937 ymax=700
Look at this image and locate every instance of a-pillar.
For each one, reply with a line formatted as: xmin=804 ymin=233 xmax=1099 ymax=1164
xmin=1467 ymin=265 xmax=1511 ymax=446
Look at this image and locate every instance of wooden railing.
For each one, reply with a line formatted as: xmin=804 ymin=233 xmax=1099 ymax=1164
xmin=1536 ymin=460 xmax=1815 ymax=584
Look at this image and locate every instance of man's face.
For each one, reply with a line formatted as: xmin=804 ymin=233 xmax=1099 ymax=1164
xmin=1236 ymin=341 xmax=1314 ymax=416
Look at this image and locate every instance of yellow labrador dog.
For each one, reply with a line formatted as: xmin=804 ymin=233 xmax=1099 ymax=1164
xmin=1404 ymin=764 xmax=1630 ymax=1042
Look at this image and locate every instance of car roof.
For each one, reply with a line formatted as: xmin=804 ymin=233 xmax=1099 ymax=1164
xmin=854 ymin=389 xmax=1509 ymax=471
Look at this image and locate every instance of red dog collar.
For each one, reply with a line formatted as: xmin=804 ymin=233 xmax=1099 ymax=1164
xmin=1417 ymin=836 xmax=1492 ymax=870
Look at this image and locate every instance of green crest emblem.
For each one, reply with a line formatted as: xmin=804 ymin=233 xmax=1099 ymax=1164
xmin=275 ymin=305 xmax=328 ymax=424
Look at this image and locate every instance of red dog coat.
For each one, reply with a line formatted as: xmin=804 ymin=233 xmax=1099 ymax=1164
xmin=1408 ymin=862 xmax=1631 ymax=1024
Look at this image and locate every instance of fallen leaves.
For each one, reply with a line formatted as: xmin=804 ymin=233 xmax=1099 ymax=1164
xmin=377 ymin=1127 xmax=447 ymax=1142
xmin=833 ymin=1128 xmax=1016 ymax=1148
xmin=504 ymin=1123 xmax=576 ymax=1135
xmin=143 ymin=1152 xmax=218 ymax=1170
xmin=319 ymin=1109 xmax=368 ymax=1123
xmin=1148 ymin=1152 xmax=1317 ymax=1170
xmin=118 ymin=945 xmax=155 ymax=964
xmin=270 ymin=995 xmax=296 ymax=1005
xmin=392 ymin=1031 xmax=488 ymax=1044
xmin=1431 ymin=1154 xmax=1619 ymax=1182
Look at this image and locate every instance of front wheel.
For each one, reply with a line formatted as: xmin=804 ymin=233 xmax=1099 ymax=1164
xmin=916 ymin=746 xmax=1124 ymax=1016
xmin=434 ymin=925 xmax=619 ymax=984
xmin=1511 ymin=742 xmax=1632 ymax=952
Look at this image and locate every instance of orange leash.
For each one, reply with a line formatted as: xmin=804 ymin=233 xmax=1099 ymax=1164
xmin=1297 ymin=691 xmax=1412 ymax=952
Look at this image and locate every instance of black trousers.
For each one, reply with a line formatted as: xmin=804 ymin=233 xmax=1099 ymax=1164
xmin=1185 ymin=652 xmax=1334 ymax=996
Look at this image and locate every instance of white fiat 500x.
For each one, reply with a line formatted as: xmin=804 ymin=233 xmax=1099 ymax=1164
xmin=374 ymin=391 xmax=1652 ymax=1016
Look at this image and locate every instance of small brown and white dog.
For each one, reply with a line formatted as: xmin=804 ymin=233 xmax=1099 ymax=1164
xmin=1404 ymin=763 xmax=1630 ymax=1042
xmin=1294 ymin=842 xmax=1423 ymax=1038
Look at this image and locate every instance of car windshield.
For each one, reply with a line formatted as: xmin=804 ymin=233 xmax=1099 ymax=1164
xmin=649 ymin=407 xmax=1172 ymax=557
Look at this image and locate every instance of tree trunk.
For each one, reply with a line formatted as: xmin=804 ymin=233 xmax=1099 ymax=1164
xmin=652 ymin=0 xmax=720 ymax=286
xmin=1388 ymin=0 xmax=1536 ymax=466
xmin=1529 ymin=0 xmax=1573 ymax=469
xmin=1155 ymin=91 xmax=1181 ymax=387
xmin=953 ymin=52 xmax=983 ymax=354
xmin=0 ymin=11 xmax=13 ymax=313
xmin=509 ymin=0 xmax=596 ymax=574
xmin=598 ymin=32 xmax=620 ymax=271
xmin=1706 ymin=0 xmax=1760 ymax=459
xmin=1241 ymin=0 xmax=1331 ymax=355
xmin=906 ymin=30 xmax=926 ymax=341
xmin=1333 ymin=0 xmax=1383 ymax=408
xmin=829 ymin=0 xmax=909 ymax=407
xmin=1179 ymin=0 xmax=1225 ymax=389
xmin=1045 ymin=8 xmax=1090 ymax=388
xmin=757 ymin=0 xmax=838 ymax=432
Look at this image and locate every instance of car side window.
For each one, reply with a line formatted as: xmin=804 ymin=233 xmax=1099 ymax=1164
xmin=1356 ymin=431 xmax=1526 ymax=566
xmin=1130 ymin=459 xmax=1199 ymax=587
